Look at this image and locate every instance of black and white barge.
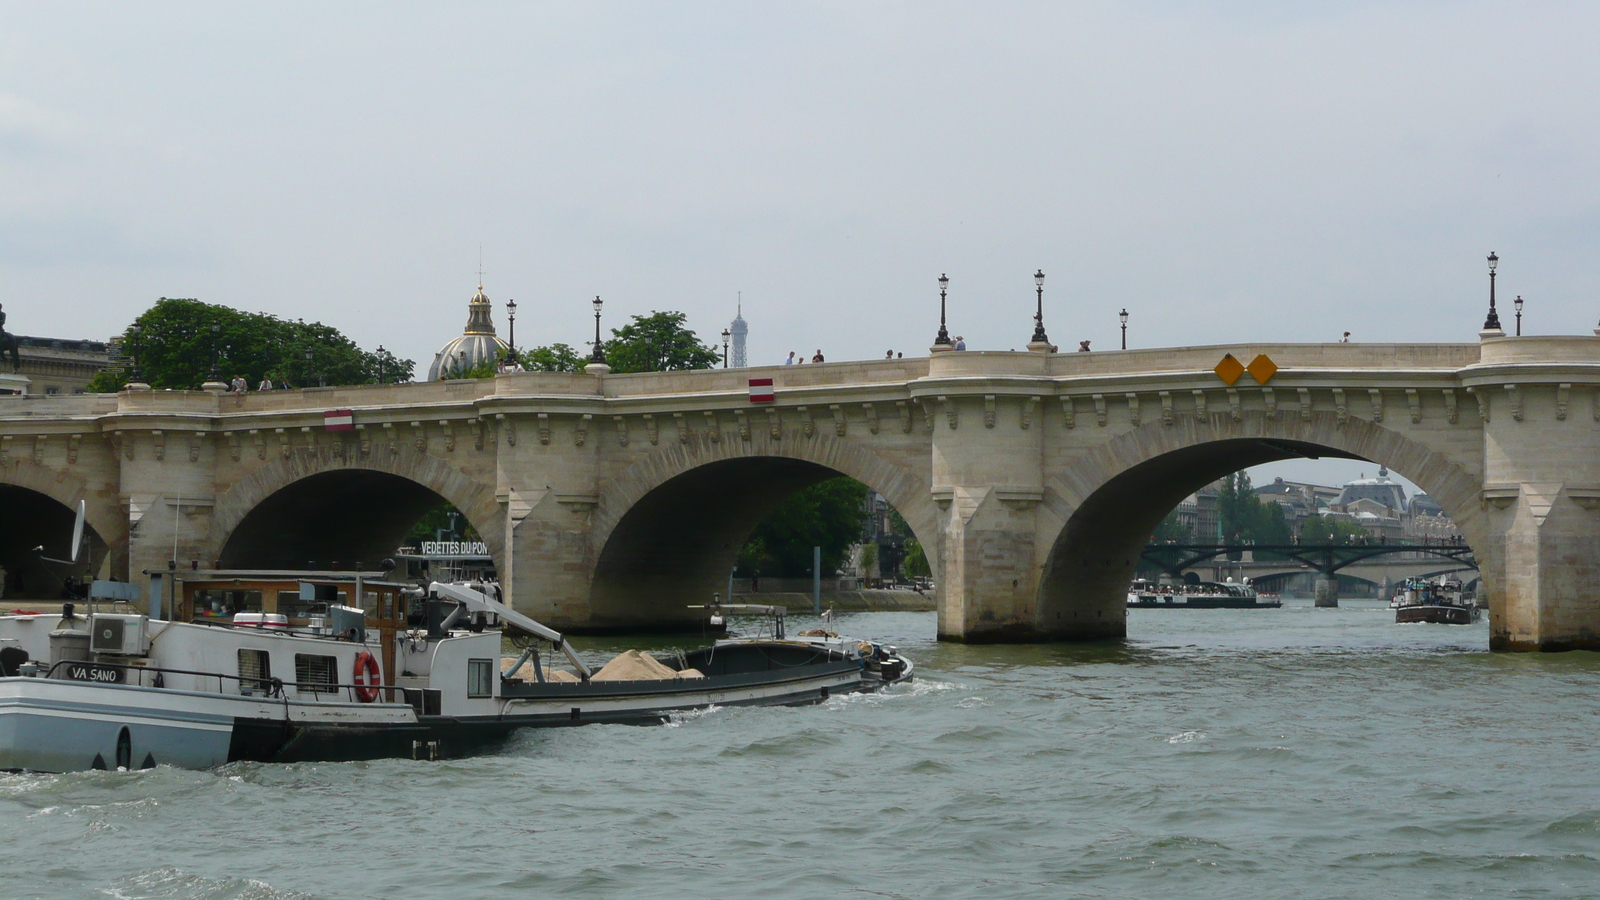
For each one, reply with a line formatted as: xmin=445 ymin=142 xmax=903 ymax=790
xmin=0 ymin=573 xmax=912 ymax=772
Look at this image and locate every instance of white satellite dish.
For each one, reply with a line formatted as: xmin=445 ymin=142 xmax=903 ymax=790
xmin=69 ymin=499 xmax=85 ymax=564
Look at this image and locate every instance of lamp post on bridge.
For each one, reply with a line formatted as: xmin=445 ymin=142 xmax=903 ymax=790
xmin=933 ymin=274 xmax=952 ymax=350
xmin=376 ymin=345 xmax=386 ymax=384
xmin=1514 ymin=295 xmax=1523 ymax=336
xmin=1483 ymin=252 xmax=1503 ymax=332
xmin=505 ymin=298 xmax=518 ymax=364
xmin=1028 ymin=269 xmax=1049 ymax=350
xmin=721 ymin=328 xmax=730 ymax=368
xmin=1119 ymin=308 xmax=1129 ymax=350
xmin=589 ymin=296 xmax=606 ymax=364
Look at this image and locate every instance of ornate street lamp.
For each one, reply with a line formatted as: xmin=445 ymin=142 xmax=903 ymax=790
xmin=209 ymin=323 xmax=223 ymax=383
xmin=1483 ymin=252 xmax=1502 ymax=332
xmin=1514 ymin=295 xmax=1523 ymax=336
xmin=721 ymin=328 xmax=731 ymax=368
xmin=934 ymin=274 xmax=952 ymax=347
xmin=127 ymin=325 xmax=145 ymax=384
xmin=590 ymin=296 xmax=606 ymax=364
xmin=1031 ymin=269 xmax=1048 ymax=345
xmin=505 ymin=298 xmax=517 ymax=363
xmin=1119 ymin=308 xmax=1129 ymax=350
xmin=303 ymin=347 xmax=314 ymax=388
xmin=376 ymin=344 xmax=387 ymax=383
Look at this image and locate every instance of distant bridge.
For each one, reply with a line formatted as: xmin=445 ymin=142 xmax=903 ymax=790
xmin=1142 ymin=542 xmax=1479 ymax=603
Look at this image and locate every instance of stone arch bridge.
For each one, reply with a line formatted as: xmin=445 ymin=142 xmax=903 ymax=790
xmin=2 ymin=336 xmax=1597 ymax=651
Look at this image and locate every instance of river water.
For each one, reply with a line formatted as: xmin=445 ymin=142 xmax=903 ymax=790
xmin=4 ymin=599 xmax=1598 ymax=899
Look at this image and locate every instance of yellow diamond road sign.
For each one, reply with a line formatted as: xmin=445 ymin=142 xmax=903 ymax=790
xmin=1214 ymin=354 xmax=1245 ymax=385
xmin=1246 ymin=354 xmax=1278 ymax=384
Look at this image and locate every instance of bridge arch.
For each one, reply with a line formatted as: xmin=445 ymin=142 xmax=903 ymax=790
xmin=0 ymin=465 xmax=119 ymax=598
xmin=210 ymin=448 xmax=505 ymax=573
xmin=1038 ymin=412 xmax=1490 ymax=637
xmin=584 ymin=431 xmax=937 ymax=628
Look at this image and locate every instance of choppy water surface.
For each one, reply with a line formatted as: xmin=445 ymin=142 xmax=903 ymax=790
xmin=5 ymin=599 xmax=1600 ymax=899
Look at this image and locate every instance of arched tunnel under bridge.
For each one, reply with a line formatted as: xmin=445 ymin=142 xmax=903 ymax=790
xmin=1035 ymin=438 xmax=1486 ymax=641
xmin=0 ymin=484 xmax=110 ymax=600
xmin=217 ymin=470 xmax=497 ymax=573
xmin=585 ymin=457 xmax=934 ymax=632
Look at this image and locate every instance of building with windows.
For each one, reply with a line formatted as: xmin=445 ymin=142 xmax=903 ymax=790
xmin=6 ymin=335 xmax=115 ymax=395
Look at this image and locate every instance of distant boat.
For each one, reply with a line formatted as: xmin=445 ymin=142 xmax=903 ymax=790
xmin=1126 ymin=579 xmax=1282 ymax=609
xmin=1392 ymin=576 xmax=1480 ymax=625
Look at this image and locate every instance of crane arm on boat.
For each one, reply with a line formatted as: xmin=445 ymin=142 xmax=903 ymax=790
xmin=427 ymin=581 xmax=593 ymax=680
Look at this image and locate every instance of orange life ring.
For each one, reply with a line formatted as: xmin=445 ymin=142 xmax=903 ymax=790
xmin=352 ymin=651 xmax=381 ymax=703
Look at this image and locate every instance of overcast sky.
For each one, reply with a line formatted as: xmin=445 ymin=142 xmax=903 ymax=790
xmin=4 ymin=3 xmax=1596 ymax=452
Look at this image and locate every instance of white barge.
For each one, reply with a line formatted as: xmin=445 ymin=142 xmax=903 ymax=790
xmin=0 ymin=571 xmax=911 ymax=772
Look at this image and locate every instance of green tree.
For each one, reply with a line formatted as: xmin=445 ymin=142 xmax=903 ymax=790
xmin=1151 ymin=509 xmax=1190 ymax=543
xmin=1298 ymin=514 xmax=1369 ymax=545
xmin=86 ymin=298 xmax=412 ymax=391
xmin=521 ymin=342 xmax=585 ymax=373
xmin=737 ymin=477 xmax=869 ymax=578
xmin=604 ymin=311 xmax=720 ymax=374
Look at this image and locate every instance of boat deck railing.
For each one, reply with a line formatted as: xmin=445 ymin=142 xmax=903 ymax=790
xmin=38 ymin=659 xmax=406 ymax=706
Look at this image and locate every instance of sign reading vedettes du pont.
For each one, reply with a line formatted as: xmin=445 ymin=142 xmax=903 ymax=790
xmin=419 ymin=541 xmax=491 ymax=557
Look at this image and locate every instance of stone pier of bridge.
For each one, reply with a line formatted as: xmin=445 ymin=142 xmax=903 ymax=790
xmin=4 ymin=334 xmax=1600 ymax=651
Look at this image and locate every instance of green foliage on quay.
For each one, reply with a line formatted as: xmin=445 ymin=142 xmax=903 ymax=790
xmin=738 ymin=477 xmax=869 ymax=578
xmin=88 ymin=298 xmax=412 ymax=392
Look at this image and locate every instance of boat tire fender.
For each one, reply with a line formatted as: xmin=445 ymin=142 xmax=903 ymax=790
xmin=353 ymin=651 xmax=381 ymax=703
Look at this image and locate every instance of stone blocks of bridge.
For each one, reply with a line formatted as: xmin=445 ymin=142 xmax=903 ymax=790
xmin=8 ymin=338 xmax=1600 ymax=651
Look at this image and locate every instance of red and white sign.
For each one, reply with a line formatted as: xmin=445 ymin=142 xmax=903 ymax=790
xmin=748 ymin=378 xmax=775 ymax=403
xmin=324 ymin=409 xmax=355 ymax=431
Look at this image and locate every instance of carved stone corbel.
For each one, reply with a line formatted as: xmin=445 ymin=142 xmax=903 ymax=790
xmin=644 ymin=414 xmax=659 ymax=445
xmin=1465 ymin=387 xmax=1489 ymax=423
xmin=1123 ymin=393 xmax=1140 ymax=426
xmin=1226 ymin=388 xmax=1241 ymax=422
xmin=33 ymin=435 xmax=45 ymax=466
xmin=1557 ymin=383 xmax=1571 ymax=421
xmin=1262 ymin=388 xmax=1276 ymax=420
xmin=983 ymin=395 xmax=997 ymax=429
xmin=767 ymin=407 xmax=781 ymax=439
xmin=733 ymin=409 xmax=750 ymax=441
xmin=701 ymin=411 xmax=719 ymax=442
xmin=1443 ymin=389 xmax=1459 ymax=425
xmin=68 ymin=433 xmax=80 ymax=464
xmin=862 ymin=403 xmax=878 ymax=435
xmin=919 ymin=399 xmax=936 ymax=432
xmin=536 ymin=414 xmax=551 ymax=446
xmin=673 ymin=412 xmax=689 ymax=443
xmin=1160 ymin=391 xmax=1174 ymax=426
xmin=251 ymin=429 xmax=266 ymax=459
xmin=829 ymin=404 xmax=846 ymax=436
xmin=577 ymin=414 xmax=593 ymax=446
xmin=1192 ymin=390 xmax=1208 ymax=419
xmin=1020 ymin=396 xmax=1038 ymax=430
xmin=471 ymin=418 xmax=485 ymax=451
xmin=356 ymin=424 xmax=370 ymax=457
xmin=412 ymin=421 xmax=428 ymax=452
xmin=381 ymin=422 xmax=397 ymax=455
xmin=152 ymin=430 xmax=165 ymax=461
xmin=797 ymin=406 xmax=815 ymax=437
xmin=896 ymin=400 xmax=912 ymax=434
xmin=188 ymin=432 xmax=204 ymax=462
xmin=614 ymin=415 xmax=630 ymax=446
xmin=940 ymin=397 xmax=958 ymax=430
xmin=1368 ymin=389 xmax=1384 ymax=423
xmin=1059 ymin=396 xmax=1076 ymax=429
xmin=227 ymin=432 xmax=241 ymax=461
xmin=439 ymin=420 xmax=455 ymax=452
xmin=1505 ymin=384 xmax=1523 ymax=422
xmin=0 ymin=435 xmax=10 ymax=463
xmin=1092 ymin=394 xmax=1107 ymax=427
xmin=301 ymin=426 xmax=316 ymax=452
xmin=1406 ymin=389 xmax=1422 ymax=424
xmin=1333 ymin=389 xmax=1347 ymax=426
xmin=1298 ymin=388 xmax=1312 ymax=422
xmin=276 ymin=428 xmax=292 ymax=459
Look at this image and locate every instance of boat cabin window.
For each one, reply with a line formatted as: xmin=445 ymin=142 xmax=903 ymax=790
xmin=294 ymin=654 xmax=338 ymax=694
xmin=467 ymin=659 xmax=493 ymax=698
xmin=193 ymin=589 xmax=263 ymax=618
xmin=238 ymin=649 xmax=271 ymax=695
xmin=276 ymin=589 xmax=323 ymax=618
